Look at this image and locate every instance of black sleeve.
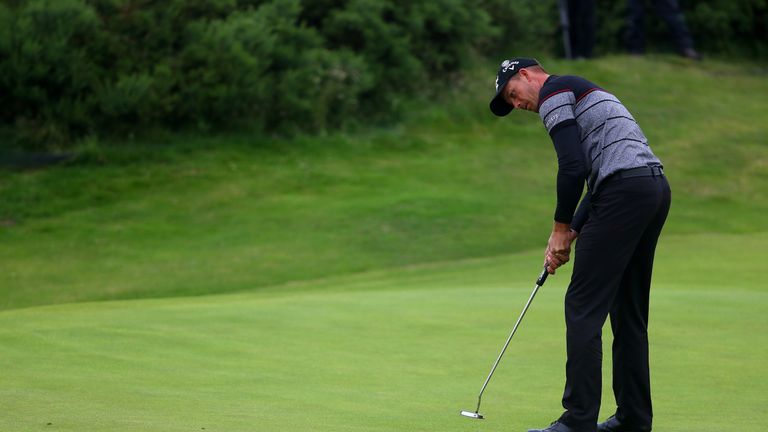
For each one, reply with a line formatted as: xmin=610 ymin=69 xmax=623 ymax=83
xmin=570 ymin=190 xmax=591 ymax=232
xmin=550 ymin=119 xmax=588 ymax=224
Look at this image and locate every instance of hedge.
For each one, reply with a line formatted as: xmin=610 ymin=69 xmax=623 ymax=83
xmin=0 ymin=0 xmax=765 ymax=149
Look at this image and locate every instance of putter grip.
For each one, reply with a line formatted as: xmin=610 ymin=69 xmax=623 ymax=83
xmin=536 ymin=265 xmax=549 ymax=286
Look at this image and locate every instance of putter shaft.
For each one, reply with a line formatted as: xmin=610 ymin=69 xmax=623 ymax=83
xmin=472 ymin=266 xmax=549 ymax=414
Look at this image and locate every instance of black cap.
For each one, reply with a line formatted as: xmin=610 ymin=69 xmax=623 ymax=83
xmin=489 ymin=57 xmax=540 ymax=116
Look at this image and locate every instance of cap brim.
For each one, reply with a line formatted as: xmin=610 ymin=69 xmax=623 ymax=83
xmin=490 ymin=93 xmax=513 ymax=116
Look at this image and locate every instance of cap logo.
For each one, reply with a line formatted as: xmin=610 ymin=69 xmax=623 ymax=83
xmin=501 ymin=60 xmax=520 ymax=73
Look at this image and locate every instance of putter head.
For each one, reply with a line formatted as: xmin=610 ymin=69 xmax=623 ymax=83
xmin=460 ymin=410 xmax=484 ymax=419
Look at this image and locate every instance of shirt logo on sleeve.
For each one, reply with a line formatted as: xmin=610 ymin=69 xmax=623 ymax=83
xmin=546 ymin=113 xmax=560 ymax=129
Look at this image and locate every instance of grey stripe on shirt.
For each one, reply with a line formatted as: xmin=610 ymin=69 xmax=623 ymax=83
xmin=539 ymin=81 xmax=661 ymax=193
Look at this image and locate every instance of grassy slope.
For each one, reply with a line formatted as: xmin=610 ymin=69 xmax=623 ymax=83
xmin=1 ymin=56 xmax=767 ymax=310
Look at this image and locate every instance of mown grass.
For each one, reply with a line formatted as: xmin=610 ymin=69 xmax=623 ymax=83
xmin=0 ymin=233 xmax=765 ymax=431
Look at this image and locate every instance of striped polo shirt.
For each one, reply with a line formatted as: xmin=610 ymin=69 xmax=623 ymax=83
xmin=538 ymin=75 xmax=662 ymax=193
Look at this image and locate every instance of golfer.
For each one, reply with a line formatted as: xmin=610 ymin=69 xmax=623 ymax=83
xmin=490 ymin=58 xmax=671 ymax=432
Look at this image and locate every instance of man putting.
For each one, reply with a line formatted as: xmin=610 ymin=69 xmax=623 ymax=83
xmin=490 ymin=58 xmax=671 ymax=432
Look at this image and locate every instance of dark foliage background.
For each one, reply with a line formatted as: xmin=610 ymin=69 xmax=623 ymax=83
xmin=0 ymin=0 xmax=765 ymax=149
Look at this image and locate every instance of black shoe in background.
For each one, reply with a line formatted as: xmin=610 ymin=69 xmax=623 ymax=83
xmin=681 ymin=47 xmax=702 ymax=61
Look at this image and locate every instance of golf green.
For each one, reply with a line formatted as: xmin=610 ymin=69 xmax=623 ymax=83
xmin=1 ymin=232 xmax=765 ymax=431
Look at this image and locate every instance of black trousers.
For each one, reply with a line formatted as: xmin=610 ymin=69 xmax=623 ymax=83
xmin=568 ymin=0 xmax=596 ymax=59
xmin=626 ymin=0 xmax=695 ymax=53
xmin=558 ymin=174 xmax=671 ymax=432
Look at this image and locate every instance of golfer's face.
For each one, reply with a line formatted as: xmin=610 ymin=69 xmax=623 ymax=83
xmin=503 ymin=75 xmax=539 ymax=113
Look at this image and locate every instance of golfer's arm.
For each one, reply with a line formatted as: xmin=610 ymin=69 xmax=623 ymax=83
xmin=570 ymin=191 xmax=590 ymax=233
xmin=550 ymin=120 xmax=587 ymax=226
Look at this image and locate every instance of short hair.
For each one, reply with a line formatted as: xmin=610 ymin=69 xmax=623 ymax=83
xmin=512 ymin=64 xmax=547 ymax=80
xmin=527 ymin=65 xmax=547 ymax=73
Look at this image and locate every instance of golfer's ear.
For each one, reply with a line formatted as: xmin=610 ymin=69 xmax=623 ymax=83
xmin=519 ymin=68 xmax=531 ymax=81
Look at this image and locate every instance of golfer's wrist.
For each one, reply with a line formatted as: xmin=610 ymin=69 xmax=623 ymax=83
xmin=552 ymin=221 xmax=571 ymax=232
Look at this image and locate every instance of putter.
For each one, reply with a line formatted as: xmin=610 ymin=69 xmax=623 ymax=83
xmin=460 ymin=264 xmax=550 ymax=420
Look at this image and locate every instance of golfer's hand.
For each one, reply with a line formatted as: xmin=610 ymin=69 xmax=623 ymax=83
xmin=544 ymin=222 xmax=578 ymax=274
